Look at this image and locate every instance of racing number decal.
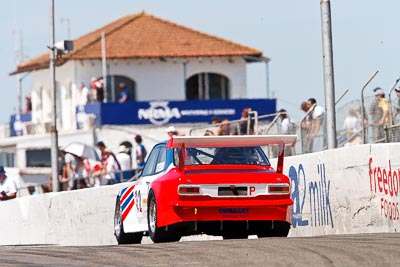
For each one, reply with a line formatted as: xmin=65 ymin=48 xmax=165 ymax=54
xmin=134 ymin=190 xmax=142 ymax=213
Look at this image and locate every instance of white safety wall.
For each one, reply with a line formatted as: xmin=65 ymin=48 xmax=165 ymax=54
xmin=271 ymin=143 xmax=400 ymax=237
xmin=0 ymin=143 xmax=399 ymax=246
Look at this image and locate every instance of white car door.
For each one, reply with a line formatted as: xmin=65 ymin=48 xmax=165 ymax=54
xmin=123 ymin=145 xmax=168 ymax=233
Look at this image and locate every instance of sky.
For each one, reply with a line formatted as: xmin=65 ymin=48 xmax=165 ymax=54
xmin=0 ymin=0 xmax=399 ymax=125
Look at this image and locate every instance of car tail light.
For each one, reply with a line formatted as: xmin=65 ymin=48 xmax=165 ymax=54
xmin=268 ymin=185 xmax=290 ymax=194
xmin=178 ymin=185 xmax=200 ymax=195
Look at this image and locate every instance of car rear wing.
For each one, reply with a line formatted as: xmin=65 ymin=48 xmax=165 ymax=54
xmin=167 ymin=135 xmax=297 ymax=174
xmin=166 ymin=135 xmax=297 ymax=149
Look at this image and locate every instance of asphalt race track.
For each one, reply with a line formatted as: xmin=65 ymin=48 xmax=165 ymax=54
xmin=0 ymin=233 xmax=399 ymax=266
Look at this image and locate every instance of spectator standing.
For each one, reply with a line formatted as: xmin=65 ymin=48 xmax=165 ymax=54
xmin=278 ymin=109 xmax=296 ymax=135
xmin=238 ymin=108 xmax=254 ymax=135
xmin=278 ymin=109 xmax=296 ymax=156
xmin=166 ymin=126 xmax=179 ymax=138
xmin=300 ymin=101 xmax=313 ymax=153
xmin=370 ymin=88 xmax=389 ymax=142
xmin=64 ymin=152 xmax=86 ymax=190
xmin=78 ymin=82 xmax=90 ymax=106
xmin=95 ymin=141 xmax=109 ymax=185
xmin=103 ymin=149 xmax=121 ymax=184
xmin=96 ymin=141 xmax=108 ymax=164
xmin=211 ymin=116 xmax=221 ymax=135
xmin=135 ymin=135 xmax=147 ymax=168
xmin=0 ymin=166 xmax=18 ymax=201
xmin=342 ymin=108 xmax=362 ymax=146
xmin=91 ymin=77 xmax=104 ymax=103
xmin=307 ymin=98 xmax=325 ymax=150
xmin=59 ymin=150 xmax=69 ymax=191
xmin=116 ymin=145 xmax=132 ymax=171
xmin=217 ymin=118 xmax=231 ymax=135
xmin=28 ymin=185 xmax=39 ymax=195
xmin=24 ymin=95 xmax=32 ymax=113
xmin=115 ymin=145 xmax=132 ymax=183
xmin=392 ymin=87 xmax=400 ymax=122
xmin=117 ymin=82 xmax=130 ymax=103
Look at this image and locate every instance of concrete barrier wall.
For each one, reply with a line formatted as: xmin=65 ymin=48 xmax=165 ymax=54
xmin=2 ymin=184 xmax=126 ymax=246
xmin=1 ymin=143 xmax=399 ymax=245
xmin=270 ymin=143 xmax=400 ymax=237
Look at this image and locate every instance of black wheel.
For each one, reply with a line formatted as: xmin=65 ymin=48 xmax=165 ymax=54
xmin=114 ymin=197 xmax=143 ymax=244
xmin=221 ymin=221 xmax=248 ymax=240
xmin=256 ymin=221 xmax=290 ymax=238
xmin=273 ymin=221 xmax=290 ymax=237
xmin=147 ymin=190 xmax=181 ymax=243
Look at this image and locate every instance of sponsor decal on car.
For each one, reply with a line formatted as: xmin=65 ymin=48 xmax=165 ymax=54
xmin=120 ymin=185 xmax=136 ymax=221
xmin=219 ymin=208 xmax=250 ymax=214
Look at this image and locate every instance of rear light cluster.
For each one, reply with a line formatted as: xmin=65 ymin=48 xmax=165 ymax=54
xmin=178 ymin=185 xmax=200 ymax=195
xmin=268 ymin=185 xmax=290 ymax=194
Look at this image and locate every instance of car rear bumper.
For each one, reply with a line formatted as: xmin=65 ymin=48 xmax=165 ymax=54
xmin=159 ymin=198 xmax=293 ymax=226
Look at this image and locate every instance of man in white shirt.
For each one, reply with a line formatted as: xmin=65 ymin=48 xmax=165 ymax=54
xmin=78 ymin=82 xmax=90 ymax=106
xmin=116 ymin=145 xmax=133 ymax=182
xmin=116 ymin=145 xmax=132 ymax=171
xmin=0 ymin=166 xmax=18 ymax=200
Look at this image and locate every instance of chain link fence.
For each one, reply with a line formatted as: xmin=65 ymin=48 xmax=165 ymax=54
xmin=187 ymin=94 xmax=400 ymax=157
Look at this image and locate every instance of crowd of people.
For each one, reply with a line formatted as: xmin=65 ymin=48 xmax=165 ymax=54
xmin=7 ymin=87 xmax=400 ymax=197
xmin=57 ymin=136 xmax=147 ymax=191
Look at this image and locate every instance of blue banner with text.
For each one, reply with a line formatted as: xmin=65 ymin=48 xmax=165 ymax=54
xmin=82 ymin=98 xmax=276 ymax=126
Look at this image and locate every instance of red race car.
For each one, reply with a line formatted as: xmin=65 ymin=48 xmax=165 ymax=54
xmin=114 ymin=135 xmax=296 ymax=244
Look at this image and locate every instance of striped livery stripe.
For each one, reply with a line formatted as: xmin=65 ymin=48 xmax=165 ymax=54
xmin=120 ymin=185 xmax=135 ymax=221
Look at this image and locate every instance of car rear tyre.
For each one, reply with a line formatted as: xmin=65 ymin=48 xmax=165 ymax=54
xmin=114 ymin=197 xmax=143 ymax=244
xmin=257 ymin=221 xmax=290 ymax=238
xmin=222 ymin=221 xmax=248 ymax=240
xmin=147 ymin=190 xmax=181 ymax=243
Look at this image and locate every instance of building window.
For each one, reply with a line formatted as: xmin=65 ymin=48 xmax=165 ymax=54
xmin=0 ymin=152 xmax=15 ymax=167
xmin=186 ymin=73 xmax=230 ymax=100
xmin=26 ymin=149 xmax=51 ymax=167
xmin=105 ymin=75 xmax=136 ymax=102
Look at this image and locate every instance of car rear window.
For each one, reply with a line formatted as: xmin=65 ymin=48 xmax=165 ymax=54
xmin=174 ymin=146 xmax=270 ymax=166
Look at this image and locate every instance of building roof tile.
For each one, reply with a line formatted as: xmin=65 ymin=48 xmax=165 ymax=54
xmin=11 ymin=12 xmax=265 ymax=74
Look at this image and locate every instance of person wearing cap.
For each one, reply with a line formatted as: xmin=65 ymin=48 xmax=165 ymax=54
xmin=166 ymin=126 xmax=179 ymax=138
xmin=0 ymin=166 xmax=18 ymax=200
xmin=369 ymin=87 xmax=390 ymax=142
